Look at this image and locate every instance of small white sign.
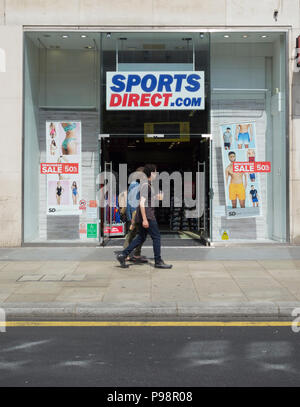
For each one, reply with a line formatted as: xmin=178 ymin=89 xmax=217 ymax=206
xmin=86 ymin=206 xmax=98 ymax=219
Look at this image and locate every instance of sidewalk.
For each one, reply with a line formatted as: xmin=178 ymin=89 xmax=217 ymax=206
xmin=0 ymin=247 xmax=300 ymax=319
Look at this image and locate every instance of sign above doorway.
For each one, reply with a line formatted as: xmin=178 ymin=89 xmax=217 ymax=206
xmin=106 ymin=71 xmax=205 ymax=111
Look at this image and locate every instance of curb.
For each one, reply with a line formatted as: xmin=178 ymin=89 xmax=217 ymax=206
xmin=0 ymin=301 xmax=299 ymax=319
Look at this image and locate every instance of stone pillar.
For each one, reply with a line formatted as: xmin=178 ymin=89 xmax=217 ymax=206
xmin=0 ymin=25 xmax=23 ymax=246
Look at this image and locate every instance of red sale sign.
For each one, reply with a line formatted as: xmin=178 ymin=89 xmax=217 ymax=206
xmin=255 ymin=162 xmax=271 ymax=172
xmin=41 ymin=163 xmax=79 ymax=174
xmin=233 ymin=161 xmax=271 ymax=173
xmin=104 ymin=225 xmax=124 ymax=235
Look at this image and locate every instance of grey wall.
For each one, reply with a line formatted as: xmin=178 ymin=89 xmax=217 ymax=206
xmin=1 ymin=0 xmax=300 ymax=27
xmin=39 ymin=49 xmax=98 ymax=108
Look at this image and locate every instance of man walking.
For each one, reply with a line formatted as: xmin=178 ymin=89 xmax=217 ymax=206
xmin=123 ymin=167 xmax=147 ymax=263
xmin=116 ymin=164 xmax=172 ymax=269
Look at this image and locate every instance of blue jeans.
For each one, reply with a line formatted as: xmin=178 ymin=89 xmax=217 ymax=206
xmin=122 ymin=220 xmax=161 ymax=263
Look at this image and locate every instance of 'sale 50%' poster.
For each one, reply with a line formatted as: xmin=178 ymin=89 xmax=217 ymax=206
xmin=45 ymin=121 xmax=81 ymax=216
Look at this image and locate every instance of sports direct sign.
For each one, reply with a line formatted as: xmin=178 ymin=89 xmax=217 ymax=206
xmin=106 ymin=71 xmax=205 ymax=110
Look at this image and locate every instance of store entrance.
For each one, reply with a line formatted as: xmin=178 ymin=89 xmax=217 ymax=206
xmin=99 ymin=134 xmax=211 ymax=247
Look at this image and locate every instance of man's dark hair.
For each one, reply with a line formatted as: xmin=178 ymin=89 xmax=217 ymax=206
xmin=226 ymin=127 xmax=231 ymax=130
xmin=143 ymin=164 xmax=157 ymax=178
xmin=228 ymin=151 xmax=236 ymax=157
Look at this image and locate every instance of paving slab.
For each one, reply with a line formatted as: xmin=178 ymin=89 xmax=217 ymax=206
xmin=0 ymin=262 xmax=8 ymax=270
xmin=17 ymin=274 xmax=44 ymax=282
xmin=228 ymin=269 xmax=272 ymax=279
xmin=2 ymin=262 xmax=43 ymax=272
xmin=237 ymin=287 xmax=298 ymax=302
xmin=193 ymin=278 xmax=248 ymax=302
xmin=189 ymin=270 xmax=231 ymax=279
xmin=62 ymin=274 xmax=86 ymax=282
xmin=222 ymin=260 xmax=264 ymax=270
xmin=12 ymin=282 xmax=63 ymax=295
xmin=0 ymin=293 xmax=11 ymax=302
xmin=275 ymin=281 xmax=300 ymax=300
xmin=188 ymin=261 xmax=227 ymax=271
xmin=4 ymin=294 xmax=59 ymax=303
xmin=264 ymin=269 xmax=300 ymax=280
xmin=55 ymin=288 xmax=105 ymax=303
xmin=39 ymin=262 xmax=79 ymax=274
xmin=40 ymin=274 xmax=65 ymax=282
xmin=103 ymin=277 xmax=151 ymax=302
xmin=258 ymin=260 xmax=300 ymax=270
xmin=151 ymin=277 xmax=199 ymax=303
xmin=72 ymin=276 xmax=111 ymax=288
xmin=74 ymin=262 xmax=113 ymax=274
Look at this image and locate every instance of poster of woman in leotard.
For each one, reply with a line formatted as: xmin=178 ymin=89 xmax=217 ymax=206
xmin=46 ymin=121 xmax=81 ymax=216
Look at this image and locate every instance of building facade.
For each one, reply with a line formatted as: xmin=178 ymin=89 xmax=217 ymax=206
xmin=0 ymin=0 xmax=299 ymax=246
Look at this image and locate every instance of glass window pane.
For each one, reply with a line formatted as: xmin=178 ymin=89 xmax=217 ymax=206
xmin=210 ymin=32 xmax=287 ymax=242
xmin=23 ymin=32 xmax=101 ymax=243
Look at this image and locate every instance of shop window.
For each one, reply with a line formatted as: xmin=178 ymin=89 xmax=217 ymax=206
xmin=23 ymin=32 xmax=101 ymax=243
xmin=211 ymin=32 xmax=287 ymax=242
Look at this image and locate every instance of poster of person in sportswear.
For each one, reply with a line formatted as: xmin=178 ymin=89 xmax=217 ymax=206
xmin=46 ymin=121 xmax=81 ymax=216
xmin=219 ymin=123 xmax=261 ymax=219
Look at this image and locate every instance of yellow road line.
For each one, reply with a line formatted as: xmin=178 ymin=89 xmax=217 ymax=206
xmin=0 ymin=321 xmax=295 ymax=327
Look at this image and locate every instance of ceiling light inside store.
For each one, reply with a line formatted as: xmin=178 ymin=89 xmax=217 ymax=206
xmin=62 ymin=35 xmax=69 ymax=38
xmin=242 ymin=35 xmax=248 ymax=38
xmin=224 ymin=35 xmax=230 ymax=38
xmin=80 ymin=35 xmax=87 ymax=38
xmin=85 ymin=46 xmax=93 ymax=49
xmin=261 ymin=35 xmax=268 ymax=38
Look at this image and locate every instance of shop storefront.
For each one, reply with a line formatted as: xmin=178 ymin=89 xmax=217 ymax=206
xmin=23 ymin=31 xmax=288 ymax=245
